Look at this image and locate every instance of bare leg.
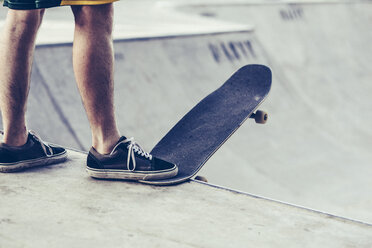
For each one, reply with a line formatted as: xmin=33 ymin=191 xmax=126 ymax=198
xmin=71 ymin=4 xmax=120 ymax=154
xmin=0 ymin=9 xmax=45 ymax=146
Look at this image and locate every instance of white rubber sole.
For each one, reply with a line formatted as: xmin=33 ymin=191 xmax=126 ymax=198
xmin=0 ymin=151 xmax=67 ymax=173
xmin=86 ymin=166 xmax=178 ymax=181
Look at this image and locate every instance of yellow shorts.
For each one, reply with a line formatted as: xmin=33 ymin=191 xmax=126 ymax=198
xmin=60 ymin=0 xmax=117 ymax=6
xmin=3 ymin=0 xmax=118 ymax=9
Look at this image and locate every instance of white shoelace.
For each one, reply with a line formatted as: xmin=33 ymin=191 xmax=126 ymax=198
xmin=29 ymin=131 xmax=54 ymax=157
xmin=110 ymin=137 xmax=152 ymax=172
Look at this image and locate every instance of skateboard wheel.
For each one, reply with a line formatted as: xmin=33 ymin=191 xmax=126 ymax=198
xmin=195 ymin=176 xmax=208 ymax=183
xmin=254 ymin=110 xmax=268 ymax=124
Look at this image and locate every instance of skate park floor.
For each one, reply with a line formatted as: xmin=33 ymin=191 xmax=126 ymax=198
xmin=1 ymin=150 xmax=371 ymax=247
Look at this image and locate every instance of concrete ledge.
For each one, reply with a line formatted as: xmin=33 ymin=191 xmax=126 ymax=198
xmin=0 ymin=1 xmax=252 ymax=45
xmin=0 ymin=150 xmax=371 ymax=247
xmin=166 ymin=0 xmax=362 ymax=6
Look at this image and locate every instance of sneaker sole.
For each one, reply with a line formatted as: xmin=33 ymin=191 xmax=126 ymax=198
xmin=86 ymin=166 xmax=178 ymax=181
xmin=0 ymin=151 xmax=68 ymax=173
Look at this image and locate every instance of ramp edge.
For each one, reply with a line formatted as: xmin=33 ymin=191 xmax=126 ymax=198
xmin=64 ymin=148 xmax=371 ymax=227
xmin=191 ymin=179 xmax=372 ymax=227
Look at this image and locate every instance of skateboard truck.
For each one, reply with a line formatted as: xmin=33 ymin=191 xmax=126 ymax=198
xmin=194 ymin=176 xmax=208 ymax=183
xmin=250 ymin=110 xmax=268 ymax=124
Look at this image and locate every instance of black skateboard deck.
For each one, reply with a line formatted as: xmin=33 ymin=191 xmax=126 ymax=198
xmin=140 ymin=64 xmax=272 ymax=185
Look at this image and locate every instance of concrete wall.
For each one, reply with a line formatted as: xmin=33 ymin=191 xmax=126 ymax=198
xmin=179 ymin=1 xmax=372 ymax=223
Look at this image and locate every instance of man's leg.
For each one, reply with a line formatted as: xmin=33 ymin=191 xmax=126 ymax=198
xmin=0 ymin=9 xmax=45 ymax=146
xmin=71 ymin=4 xmax=120 ymax=155
xmin=72 ymin=3 xmax=177 ymax=180
xmin=0 ymin=8 xmax=67 ymax=173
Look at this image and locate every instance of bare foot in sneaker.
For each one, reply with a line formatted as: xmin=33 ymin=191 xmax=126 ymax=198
xmin=86 ymin=136 xmax=178 ymax=181
xmin=0 ymin=130 xmax=67 ymax=172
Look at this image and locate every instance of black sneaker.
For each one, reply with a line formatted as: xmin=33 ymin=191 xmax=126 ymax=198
xmin=0 ymin=130 xmax=67 ymax=172
xmin=86 ymin=136 xmax=178 ymax=181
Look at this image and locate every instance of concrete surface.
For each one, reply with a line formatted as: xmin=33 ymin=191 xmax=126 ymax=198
xmin=178 ymin=1 xmax=372 ymax=223
xmin=15 ymin=30 xmax=264 ymax=152
xmin=0 ymin=0 xmax=372 ymax=227
xmin=0 ymin=150 xmax=371 ymax=248
xmin=0 ymin=0 xmax=251 ymax=44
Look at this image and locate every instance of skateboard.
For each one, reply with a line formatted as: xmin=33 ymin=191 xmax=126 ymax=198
xmin=140 ymin=64 xmax=272 ymax=185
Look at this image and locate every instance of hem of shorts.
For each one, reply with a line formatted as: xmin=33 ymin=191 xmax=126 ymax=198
xmin=61 ymin=0 xmax=117 ymax=6
xmin=3 ymin=0 xmax=117 ymax=9
xmin=3 ymin=0 xmax=62 ymax=9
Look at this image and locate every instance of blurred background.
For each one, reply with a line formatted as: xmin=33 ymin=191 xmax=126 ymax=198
xmin=0 ymin=0 xmax=371 ymax=224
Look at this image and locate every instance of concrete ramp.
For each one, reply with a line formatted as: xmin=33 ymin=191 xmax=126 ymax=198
xmin=3 ymin=30 xmax=267 ymax=152
xmin=176 ymin=1 xmax=372 ymax=223
xmin=0 ymin=150 xmax=371 ymax=248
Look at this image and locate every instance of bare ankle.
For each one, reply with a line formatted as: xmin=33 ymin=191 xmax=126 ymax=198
xmin=2 ymin=129 xmax=28 ymax=146
xmin=92 ymin=132 xmax=120 ymax=155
